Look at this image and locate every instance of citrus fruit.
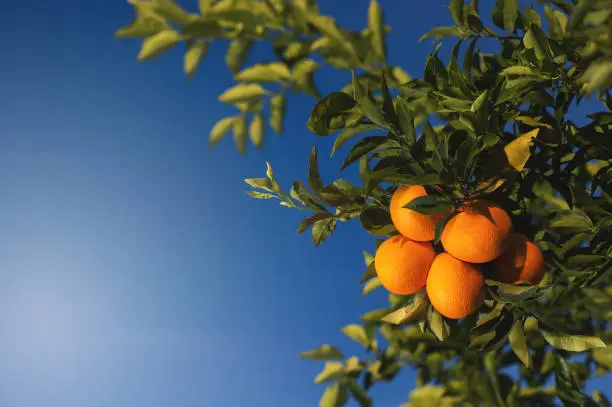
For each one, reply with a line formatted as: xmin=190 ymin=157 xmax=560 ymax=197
xmin=441 ymin=200 xmax=512 ymax=263
xmin=390 ymin=185 xmax=447 ymax=242
xmin=374 ymin=235 xmax=436 ymax=295
xmin=426 ymin=253 xmax=485 ymax=319
xmin=490 ymin=233 xmax=545 ymax=285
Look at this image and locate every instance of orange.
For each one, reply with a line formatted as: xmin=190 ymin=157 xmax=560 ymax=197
xmin=390 ymin=185 xmax=447 ymax=242
xmin=426 ymin=253 xmax=485 ymax=319
xmin=441 ymin=200 xmax=512 ymax=263
xmin=490 ymin=233 xmax=545 ymax=285
xmin=374 ymin=235 xmax=436 ymax=295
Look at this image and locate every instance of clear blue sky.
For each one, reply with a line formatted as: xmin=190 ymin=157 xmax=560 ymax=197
xmin=1 ymin=1 xmax=609 ymax=406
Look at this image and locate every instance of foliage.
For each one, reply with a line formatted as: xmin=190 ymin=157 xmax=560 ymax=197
xmin=116 ymin=0 xmax=612 ymax=405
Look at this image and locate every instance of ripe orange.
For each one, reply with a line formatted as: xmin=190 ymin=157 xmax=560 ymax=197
xmin=441 ymin=200 xmax=512 ymax=263
xmin=426 ymin=253 xmax=485 ymax=319
xmin=490 ymin=233 xmax=545 ymax=285
xmin=374 ymin=235 xmax=436 ymax=295
xmin=390 ymin=185 xmax=447 ymax=242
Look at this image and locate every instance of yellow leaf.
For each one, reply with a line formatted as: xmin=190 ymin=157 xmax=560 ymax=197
xmin=476 ymin=128 xmax=540 ymax=193
xmin=505 ymin=128 xmax=540 ymax=171
xmin=137 ymin=29 xmax=182 ymax=61
xmin=184 ymin=42 xmax=208 ymax=79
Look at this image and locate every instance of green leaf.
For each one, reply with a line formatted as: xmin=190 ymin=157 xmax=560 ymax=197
xmin=315 ymin=362 xmax=346 ymax=384
xmin=347 ymin=379 xmax=372 ymax=407
xmin=592 ymin=346 xmax=612 ymax=369
xmin=198 ymin=0 xmax=212 ymax=13
xmin=428 ymin=307 xmax=449 ymax=341
xmin=269 ymin=92 xmax=286 ymax=134
xmin=312 ymin=217 xmax=337 ymax=247
xmin=359 ymin=261 xmax=377 ymax=284
xmin=383 ymin=291 xmax=429 ymax=325
xmin=246 ymin=191 xmax=276 ymax=200
xmin=308 ymin=147 xmax=324 ymax=194
xmin=320 ymin=382 xmax=349 ymax=407
xmin=578 ymin=57 xmax=612 ymax=96
xmin=300 ymin=344 xmax=345 ymax=361
xmin=403 ymin=195 xmax=453 ymax=215
xmin=540 ymin=330 xmax=606 ymax=352
xmin=236 ymin=62 xmax=291 ymax=83
xmin=298 ymin=212 xmax=335 ymax=234
xmin=245 ymin=177 xmax=274 ymax=192
xmin=509 ymin=318 xmax=533 ymax=369
xmin=331 ymin=124 xmax=379 ymax=157
xmin=395 ymin=97 xmax=416 ymax=144
xmin=154 ymin=0 xmax=196 ymax=26
xmin=219 ymin=83 xmax=267 ymax=104
xmin=449 ymin=0 xmax=465 ymax=26
xmin=308 ymin=92 xmax=357 ymax=136
xmin=523 ymin=25 xmax=550 ymax=62
xmin=341 ymin=324 xmax=371 ymax=347
xmin=549 ymin=211 xmax=593 ymax=232
xmin=502 ymin=0 xmax=518 ymax=32
xmin=226 ymin=38 xmax=252 ymax=74
xmin=182 ymin=19 xmax=222 ymax=38
xmin=486 ymin=281 xmax=543 ymax=303
xmin=184 ymin=41 xmax=208 ymax=79
xmin=291 ymin=180 xmax=326 ymax=211
xmin=359 ymin=207 xmax=395 ymax=236
xmin=209 ymin=116 xmax=236 ymax=147
xmin=310 ymin=15 xmax=356 ymax=55
xmin=434 ymin=211 xmax=456 ymax=244
xmin=419 ymin=26 xmax=464 ymax=43
xmin=362 ymin=277 xmax=382 ymax=296
xmin=351 ymin=72 xmax=388 ymax=129
xmin=341 ymin=136 xmax=390 ymax=171
xmin=249 ymin=113 xmax=265 ymax=148
xmin=368 ymin=0 xmax=386 ymax=60
xmin=233 ymin=115 xmax=247 ymax=154
xmin=137 ymin=29 xmax=182 ymax=62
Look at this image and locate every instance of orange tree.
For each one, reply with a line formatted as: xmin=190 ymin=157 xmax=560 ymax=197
xmin=116 ymin=0 xmax=612 ymax=405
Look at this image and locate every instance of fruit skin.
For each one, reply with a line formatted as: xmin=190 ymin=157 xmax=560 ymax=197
xmin=490 ymin=233 xmax=545 ymax=285
xmin=426 ymin=253 xmax=485 ymax=319
xmin=441 ymin=200 xmax=512 ymax=263
xmin=390 ymin=185 xmax=447 ymax=242
xmin=374 ymin=235 xmax=436 ymax=295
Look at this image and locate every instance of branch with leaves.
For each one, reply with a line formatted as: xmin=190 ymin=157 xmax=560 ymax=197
xmin=116 ymin=0 xmax=612 ymax=406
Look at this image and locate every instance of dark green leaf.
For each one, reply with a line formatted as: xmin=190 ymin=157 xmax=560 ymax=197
xmin=341 ymin=136 xmax=390 ymax=170
xmin=404 ymin=195 xmax=453 ymax=215
xmin=308 ymin=147 xmax=324 ymax=194
xmin=308 ymin=92 xmax=357 ymax=136
xmin=395 ymin=97 xmax=416 ymax=144
xmin=347 ymin=379 xmax=372 ymax=407
xmin=331 ymin=124 xmax=379 ymax=157
xmin=359 ymin=207 xmax=395 ymax=236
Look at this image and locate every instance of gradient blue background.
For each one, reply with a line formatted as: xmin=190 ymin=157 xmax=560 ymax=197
xmin=1 ymin=1 xmax=609 ymax=406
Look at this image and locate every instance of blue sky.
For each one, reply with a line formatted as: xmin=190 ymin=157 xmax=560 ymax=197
xmin=1 ymin=1 xmax=609 ymax=406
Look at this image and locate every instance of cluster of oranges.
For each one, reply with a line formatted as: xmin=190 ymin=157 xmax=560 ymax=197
xmin=374 ymin=185 xmax=545 ymax=320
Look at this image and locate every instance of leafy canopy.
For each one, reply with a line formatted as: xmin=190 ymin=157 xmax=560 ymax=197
xmin=116 ymin=0 xmax=612 ymax=405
